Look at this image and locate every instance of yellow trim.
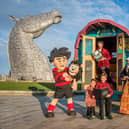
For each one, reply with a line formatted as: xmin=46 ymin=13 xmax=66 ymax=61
xmin=116 ymin=33 xmax=125 ymax=91
xmin=82 ymin=35 xmax=96 ymax=84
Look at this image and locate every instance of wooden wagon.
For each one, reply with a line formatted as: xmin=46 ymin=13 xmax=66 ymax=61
xmin=74 ymin=19 xmax=129 ymax=95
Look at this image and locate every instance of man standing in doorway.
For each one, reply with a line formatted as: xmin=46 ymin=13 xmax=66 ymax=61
xmin=93 ymin=41 xmax=111 ymax=82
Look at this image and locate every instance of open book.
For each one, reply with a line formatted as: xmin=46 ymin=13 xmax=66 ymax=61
xmin=93 ymin=87 xmax=109 ymax=99
xmin=93 ymin=50 xmax=103 ymax=61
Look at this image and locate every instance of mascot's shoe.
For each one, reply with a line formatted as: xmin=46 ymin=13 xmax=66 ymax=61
xmin=45 ymin=111 xmax=54 ymax=118
xmin=67 ymin=109 xmax=76 ymax=116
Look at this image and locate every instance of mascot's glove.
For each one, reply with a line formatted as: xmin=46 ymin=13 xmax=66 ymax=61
xmin=63 ymin=72 xmax=72 ymax=81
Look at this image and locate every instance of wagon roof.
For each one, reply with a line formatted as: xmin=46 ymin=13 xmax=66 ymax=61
xmin=75 ymin=19 xmax=129 ymax=49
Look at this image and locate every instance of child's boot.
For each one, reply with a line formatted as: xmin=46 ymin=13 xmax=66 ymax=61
xmin=100 ymin=114 xmax=104 ymax=120
xmin=99 ymin=112 xmax=104 ymax=120
xmin=91 ymin=107 xmax=96 ymax=118
xmin=107 ymin=114 xmax=113 ymax=119
xmin=86 ymin=107 xmax=90 ymax=117
xmin=87 ymin=107 xmax=92 ymax=120
xmin=105 ymin=98 xmax=113 ymax=119
xmin=99 ymin=99 xmax=104 ymax=120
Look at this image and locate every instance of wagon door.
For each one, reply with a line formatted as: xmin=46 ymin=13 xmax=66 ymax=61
xmin=116 ymin=33 xmax=125 ymax=91
xmin=82 ymin=36 xmax=96 ymax=86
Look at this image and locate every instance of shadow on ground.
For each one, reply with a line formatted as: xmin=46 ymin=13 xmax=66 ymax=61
xmin=34 ymin=94 xmax=121 ymax=118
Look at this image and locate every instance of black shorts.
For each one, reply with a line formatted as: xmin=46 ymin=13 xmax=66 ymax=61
xmin=54 ymin=84 xmax=73 ymax=99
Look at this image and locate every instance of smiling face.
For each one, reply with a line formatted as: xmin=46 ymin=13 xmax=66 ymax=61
xmin=90 ymin=80 xmax=96 ymax=88
xmin=101 ymin=75 xmax=107 ymax=83
xmin=68 ymin=63 xmax=79 ymax=76
xmin=52 ymin=56 xmax=67 ymax=72
xmin=97 ymin=42 xmax=104 ymax=49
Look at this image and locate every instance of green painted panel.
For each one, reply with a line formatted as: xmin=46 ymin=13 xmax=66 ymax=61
xmin=85 ymin=39 xmax=92 ymax=55
xmin=118 ymin=59 xmax=122 ymax=85
xmin=86 ymin=26 xmax=123 ymax=37
xmin=78 ymin=40 xmax=82 ymax=63
xmin=85 ymin=60 xmax=92 ymax=84
xmin=118 ymin=36 xmax=123 ymax=54
xmin=86 ymin=33 xmax=121 ymax=37
xmin=125 ymin=38 xmax=129 ymax=66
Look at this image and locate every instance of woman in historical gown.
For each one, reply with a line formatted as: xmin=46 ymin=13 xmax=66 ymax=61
xmin=120 ymin=57 xmax=129 ymax=114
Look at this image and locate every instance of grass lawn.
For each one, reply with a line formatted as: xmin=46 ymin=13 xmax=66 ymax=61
xmin=0 ymin=81 xmax=81 ymax=91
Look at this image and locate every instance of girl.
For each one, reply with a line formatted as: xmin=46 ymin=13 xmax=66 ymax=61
xmin=84 ymin=79 xmax=96 ymax=119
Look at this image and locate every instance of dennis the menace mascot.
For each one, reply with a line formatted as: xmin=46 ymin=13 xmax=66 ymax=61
xmin=46 ymin=47 xmax=76 ymax=117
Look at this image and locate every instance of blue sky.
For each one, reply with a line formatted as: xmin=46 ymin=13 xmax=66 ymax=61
xmin=0 ymin=0 xmax=129 ymax=75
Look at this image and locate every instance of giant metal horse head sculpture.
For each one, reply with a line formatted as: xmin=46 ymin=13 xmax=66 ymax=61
xmin=8 ymin=10 xmax=62 ymax=81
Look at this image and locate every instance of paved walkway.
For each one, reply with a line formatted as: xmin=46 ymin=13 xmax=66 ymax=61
xmin=0 ymin=95 xmax=129 ymax=129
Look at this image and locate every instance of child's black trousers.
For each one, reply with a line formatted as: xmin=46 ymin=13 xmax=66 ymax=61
xmin=99 ymin=97 xmax=112 ymax=117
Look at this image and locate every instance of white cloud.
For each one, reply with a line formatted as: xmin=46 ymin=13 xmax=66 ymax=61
xmin=0 ymin=30 xmax=8 ymax=47
xmin=35 ymin=0 xmax=129 ymax=61
xmin=56 ymin=0 xmax=129 ymax=28
xmin=0 ymin=38 xmax=7 ymax=44
xmin=15 ymin=0 xmax=22 ymax=4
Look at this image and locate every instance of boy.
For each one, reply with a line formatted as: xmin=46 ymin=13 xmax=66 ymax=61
xmin=46 ymin=47 xmax=76 ymax=117
xmin=96 ymin=73 xmax=113 ymax=120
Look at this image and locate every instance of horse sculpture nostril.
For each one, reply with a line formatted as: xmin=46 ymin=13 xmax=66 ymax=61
xmin=53 ymin=15 xmax=62 ymax=24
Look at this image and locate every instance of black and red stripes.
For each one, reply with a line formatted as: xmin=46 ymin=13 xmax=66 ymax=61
xmin=52 ymin=67 xmax=71 ymax=87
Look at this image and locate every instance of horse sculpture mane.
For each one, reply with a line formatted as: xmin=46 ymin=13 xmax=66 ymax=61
xmin=8 ymin=10 xmax=62 ymax=81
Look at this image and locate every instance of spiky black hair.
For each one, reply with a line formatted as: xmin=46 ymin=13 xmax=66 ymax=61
xmin=48 ymin=47 xmax=71 ymax=62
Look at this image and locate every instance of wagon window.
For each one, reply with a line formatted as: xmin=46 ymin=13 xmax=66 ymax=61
xmin=78 ymin=40 xmax=82 ymax=63
xmin=118 ymin=36 xmax=123 ymax=54
xmin=85 ymin=39 xmax=92 ymax=55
